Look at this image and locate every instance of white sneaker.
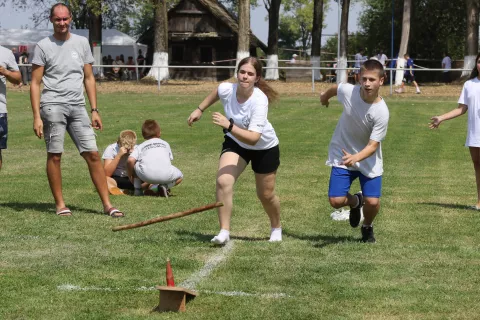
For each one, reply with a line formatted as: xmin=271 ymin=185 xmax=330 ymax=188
xmin=211 ymin=230 xmax=230 ymax=244
xmin=211 ymin=234 xmax=230 ymax=244
xmin=330 ymin=209 xmax=350 ymax=221
xmin=269 ymin=228 xmax=282 ymax=242
xmin=394 ymin=88 xmax=404 ymax=93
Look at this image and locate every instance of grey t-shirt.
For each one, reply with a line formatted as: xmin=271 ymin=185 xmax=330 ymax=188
xmin=31 ymin=33 xmax=94 ymax=106
xmin=0 ymin=45 xmax=19 ymax=113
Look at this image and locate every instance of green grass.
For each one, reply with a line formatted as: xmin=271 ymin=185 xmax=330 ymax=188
xmin=1 ymin=89 xmax=480 ymax=319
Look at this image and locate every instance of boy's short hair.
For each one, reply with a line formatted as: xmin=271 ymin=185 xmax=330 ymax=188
xmin=142 ymin=120 xmax=161 ymax=139
xmin=118 ymin=130 xmax=137 ymax=150
xmin=360 ymin=59 xmax=385 ymax=78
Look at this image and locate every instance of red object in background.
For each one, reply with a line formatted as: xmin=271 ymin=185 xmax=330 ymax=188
xmin=19 ymin=45 xmax=27 ymax=53
xmin=166 ymin=258 xmax=175 ymax=287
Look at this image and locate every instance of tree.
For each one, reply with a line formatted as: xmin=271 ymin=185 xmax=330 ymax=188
xmin=146 ymin=0 xmax=169 ymax=81
xmin=463 ymin=0 xmax=479 ymax=77
xmin=310 ymin=0 xmax=324 ymax=80
xmin=237 ymin=0 xmax=250 ymax=66
xmin=359 ymin=0 xmax=466 ymax=65
xmin=337 ymin=0 xmax=350 ymax=84
xmin=280 ymin=0 xmax=314 ymax=54
xmin=394 ymin=0 xmax=411 ymax=85
xmin=264 ymin=0 xmax=281 ymax=80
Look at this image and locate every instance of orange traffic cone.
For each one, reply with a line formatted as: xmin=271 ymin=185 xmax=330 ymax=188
xmin=166 ymin=258 xmax=175 ymax=287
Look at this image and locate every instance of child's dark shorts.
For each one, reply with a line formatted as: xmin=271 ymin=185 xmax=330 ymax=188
xmin=220 ymin=136 xmax=280 ymax=174
xmin=112 ymin=175 xmax=134 ymax=190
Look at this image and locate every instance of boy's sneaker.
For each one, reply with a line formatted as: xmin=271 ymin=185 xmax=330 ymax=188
xmin=158 ymin=186 xmax=169 ymax=198
xmin=349 ymin=191 xmax=363 ymax=228
xmin=361 ymin=225 xmax=376 ymax=243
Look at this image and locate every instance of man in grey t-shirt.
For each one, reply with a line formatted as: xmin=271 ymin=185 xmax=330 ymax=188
xmin=0 ymin=45 xmax=21 ymax=171
xmin=30 ymin=3 xmax=123 ymax=217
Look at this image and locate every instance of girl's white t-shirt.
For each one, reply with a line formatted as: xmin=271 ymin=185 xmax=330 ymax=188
xmin=217 ymin=82 xmax=279 ymax=150
xmin=458 ymin=77 xmax=480 ymax=147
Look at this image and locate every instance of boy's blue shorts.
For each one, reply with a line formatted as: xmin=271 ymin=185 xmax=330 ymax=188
xmin=328 ymin=166 xmax=382 ymax=198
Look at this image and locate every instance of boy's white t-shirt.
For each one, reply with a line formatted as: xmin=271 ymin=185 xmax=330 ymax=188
xmin=458 ymin=77 xmax=480 ymax=147
xmin=129 ymin=138 xmax=173 ymax=179
xmin=102 ymin=143 xmax=137 ymax=177
xmin=326 ymin=83 xmax=390 ymax=178
xmin=217 ymin=82 xmax=279 ymax=150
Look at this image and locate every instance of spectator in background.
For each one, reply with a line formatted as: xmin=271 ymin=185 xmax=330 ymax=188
xmin=137 ymin=49 xmax=145 ymax=77
xmin=19 ymin=51 xmax=29 ymax=86
xmin=119 ymin=54 xmax=125 ymax=63
xmin=395 ymin=53 xmax=421 ymax=94
xmin=102 ymin=56 xmax=109 ymax=74
xmin=442 ymin=52 xmax=452 ymax=84
xmin=126 ymin=56 xmax=135 ymax=80
xmin=106 ymin=55 xmax=114 ymax=69
xmin=290 ymin=54 xmax=298 ymax=63
xmin=377 ymin=49 xmax=388 ymax=67
xmin=11 ymin=47 xmax=19 ymax=64
xmin=354 ymin=48 xmax=365 ymax=83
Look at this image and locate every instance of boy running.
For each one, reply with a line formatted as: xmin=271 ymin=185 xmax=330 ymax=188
xmin=320 ymin=59 xmax=389 ymax=243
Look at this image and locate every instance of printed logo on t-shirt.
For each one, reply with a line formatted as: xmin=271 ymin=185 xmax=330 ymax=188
xmin=242 ymin=116 xmax=250 ymax=128
xmin=366 ymin=113 xmax=373 ymax=123
xmin=71 ymin=51 xmax=79 ymax=60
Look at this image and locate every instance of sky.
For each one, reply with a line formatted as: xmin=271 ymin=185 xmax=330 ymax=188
xmin=0 ymin=1 xmax=363 ymax=45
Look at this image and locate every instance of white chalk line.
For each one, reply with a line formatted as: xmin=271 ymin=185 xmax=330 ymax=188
xmin=57 ymin=284 xmax=289 ymax=298
xmin=57 ymin=239 xmax=289 ymax=298
xmin=179 ymin=240 xmax=234 ymax=290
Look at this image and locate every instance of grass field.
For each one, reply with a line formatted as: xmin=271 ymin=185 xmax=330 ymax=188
xmin=1 ymin=87 xmax=480 ymax=319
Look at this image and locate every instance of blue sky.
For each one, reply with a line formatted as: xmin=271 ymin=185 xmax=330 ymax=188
xmin=0 ymin=1 xmax=362 ymax=45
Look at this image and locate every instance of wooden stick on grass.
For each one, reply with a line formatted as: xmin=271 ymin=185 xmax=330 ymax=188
xmin=112 ymin=202 xmax=223 ymax=232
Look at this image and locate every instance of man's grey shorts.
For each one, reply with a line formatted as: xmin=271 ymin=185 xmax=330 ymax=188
xmin=40 ymin=104 xmax=98 ymax=154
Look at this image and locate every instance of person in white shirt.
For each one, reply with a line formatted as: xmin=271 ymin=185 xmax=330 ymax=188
xmin=187 ymin=56 xmax=281 ymax=244
xmin=0 ymin=45 xmax=21 ymax=171
xmin=290 ymin=53 xmax=298 ymax=63
xmin=102 ymin=130 xmax=137 ymax=195
xmin=441 ymin=52 xmax=452 ymax=84
xmin=354 ymin=49 xmax=365 ymax=83
xmin=430 ymin=52 xmax=480 ymax=210
xmin=376 ymin=49 xmax=388 ymax=67
xmin=320 ymin=59 xmax=389 ymax=243
xmin=127 ymin=120 xmax=183 ymax=198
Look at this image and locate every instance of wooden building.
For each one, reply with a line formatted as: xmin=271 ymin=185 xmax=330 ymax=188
xmin=137 ymin=0 xmax=267 ymax=81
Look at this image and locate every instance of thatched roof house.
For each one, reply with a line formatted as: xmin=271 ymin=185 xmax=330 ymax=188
xmin=138 ymin=0 xmax=267 ymax=80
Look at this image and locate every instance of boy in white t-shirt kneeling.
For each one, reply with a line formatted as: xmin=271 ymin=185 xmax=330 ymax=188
xmin=127 ymin=119 xmax=183 ymax=197
xmin=102 ymin=130 xmax=137 ymax=195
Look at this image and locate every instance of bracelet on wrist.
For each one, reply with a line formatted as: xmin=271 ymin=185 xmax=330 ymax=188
xmin=91 ymin=108 xmax=99 ymax=113
xmin=223 ymin=118 xmax=234 ymax=134
xmin=197 ymin=106 xmax=204 ymax=113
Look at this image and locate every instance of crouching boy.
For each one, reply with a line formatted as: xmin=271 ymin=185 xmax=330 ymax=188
xmin=127 ymin=119 xmax=183 ymax=197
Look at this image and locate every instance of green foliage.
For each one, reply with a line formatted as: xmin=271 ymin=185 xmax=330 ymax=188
xmin=322 ymin=31 xmax=367 ymax=59
xmin=278 ymin=0 xmax=330 ymax=56
xmin=359 ymin=0 xmax=466 ymax=60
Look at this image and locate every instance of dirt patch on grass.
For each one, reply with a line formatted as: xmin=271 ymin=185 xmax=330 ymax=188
xmin=11 ymin=79 xmax=464 ymax=98
xmin=95 ymin=79 xmax=465 ymax=98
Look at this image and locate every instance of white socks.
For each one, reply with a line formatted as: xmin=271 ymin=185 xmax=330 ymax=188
xmin=211 ymin=229 xmax=230 ymax=244
xmin=211 ymin=227 xmax=283 ymax=244
xmin=269 ymin=227 xmax=282 ymax=242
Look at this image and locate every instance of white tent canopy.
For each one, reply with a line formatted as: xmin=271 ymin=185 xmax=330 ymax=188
xmin=0 ymin=28 xmax=147 ymax=61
